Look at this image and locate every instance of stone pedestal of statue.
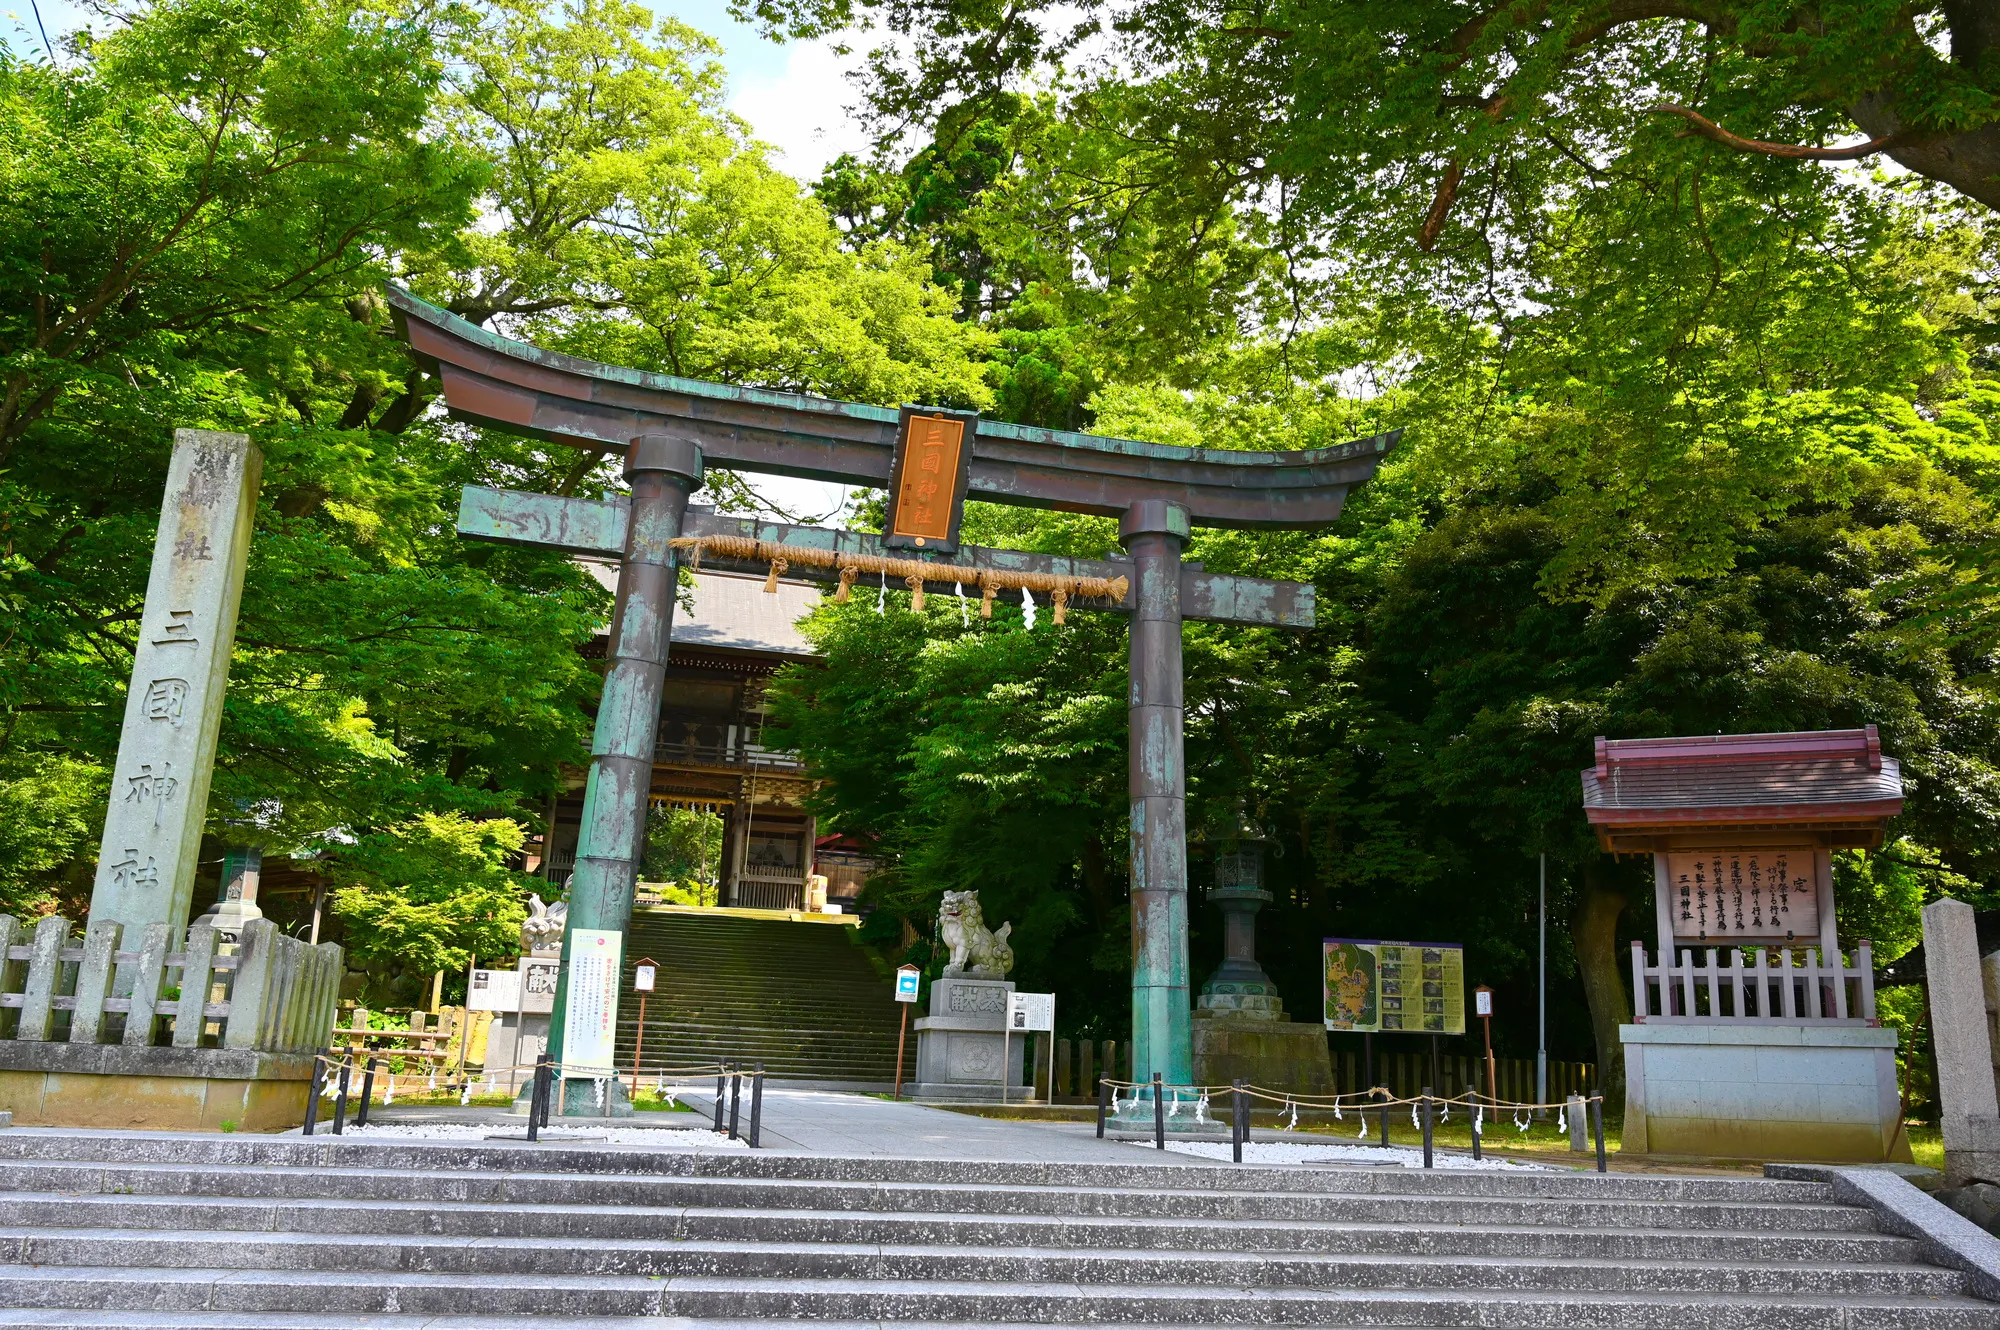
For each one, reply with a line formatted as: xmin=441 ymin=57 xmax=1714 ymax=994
xmin=912 ymin=977 xmax=1031 ymax=1102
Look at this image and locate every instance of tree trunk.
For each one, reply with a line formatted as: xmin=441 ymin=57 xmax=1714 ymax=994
xmin=1851 ymin=93 xmax=2000 ymax=212
xmin=1571 ymin=859 xmax=1630 ymax=1109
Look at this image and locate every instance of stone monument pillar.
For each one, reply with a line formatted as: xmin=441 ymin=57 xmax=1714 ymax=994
xmin=88 ymin=429 xmax=261 ymax=938
xmin=1923 ymin=898 xmax=2000 ymax=1184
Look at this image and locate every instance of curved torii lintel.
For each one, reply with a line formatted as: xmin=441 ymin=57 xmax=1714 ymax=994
xmin=387 ymin=284 xmax=1399 ymax=530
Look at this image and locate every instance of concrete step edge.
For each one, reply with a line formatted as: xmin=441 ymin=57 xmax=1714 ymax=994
xmin=0 ymin=1266 xmax=1987 ymax=1309
xmin=0 ymin=1192 xmax=1915 ymax=1249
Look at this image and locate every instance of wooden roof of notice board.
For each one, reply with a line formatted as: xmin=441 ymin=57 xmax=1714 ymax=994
xmin=1579 ymin=726 xmax=1905 ymax=851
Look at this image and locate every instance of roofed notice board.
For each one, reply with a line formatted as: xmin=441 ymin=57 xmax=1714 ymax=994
xmin=1323 ymin=938 xmax=1466 ymax=1035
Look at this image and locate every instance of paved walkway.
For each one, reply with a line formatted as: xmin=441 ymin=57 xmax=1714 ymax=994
xmin=672 ymin=1087 xmax=1225 ymax=1163
xmin=340 ymin=1087 xmax=1223 ymax=1164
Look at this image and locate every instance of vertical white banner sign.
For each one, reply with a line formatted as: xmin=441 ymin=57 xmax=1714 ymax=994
xmin=562 ymin=928 xmax=623 ymax=1075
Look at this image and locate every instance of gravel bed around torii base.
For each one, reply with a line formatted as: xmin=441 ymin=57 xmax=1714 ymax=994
xmin=1145 ymin=1138 xmax=1559 ymax=1170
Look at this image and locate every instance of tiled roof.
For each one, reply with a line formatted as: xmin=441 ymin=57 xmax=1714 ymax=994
xmin=1581 ymin=757 xmax=1904 ymax=812
xmin=1579 ymin=726 xmax=1904 ymax=823
xmin=583 ymin=565 xmax=819 ymax=656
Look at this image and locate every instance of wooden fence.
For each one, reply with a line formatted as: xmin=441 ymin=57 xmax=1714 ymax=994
xmin=0 ymin=914 xmax=341 ymax=1054
xmin=1630 ymin=940 xmax=1877 ymax=1024
xmin=1328 ymin=1048 xmax=1596 ymax=1104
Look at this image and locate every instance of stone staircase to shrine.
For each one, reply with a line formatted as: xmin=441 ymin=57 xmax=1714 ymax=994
xmin=616 ymin=907 xmax=906 ymax=1086
xmin=0 ymin=1130 xmax=1991 ymax=1327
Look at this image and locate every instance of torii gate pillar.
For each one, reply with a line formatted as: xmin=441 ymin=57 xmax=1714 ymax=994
xmin=1123 ymin=499 xmax=1193 ymax=1088
xmin=545 ymin=433 xmax=702 ymax=1096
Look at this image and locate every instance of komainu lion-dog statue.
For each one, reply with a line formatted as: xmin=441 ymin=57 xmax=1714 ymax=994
xmin=939 ymin=890 xmax=1014 ymax=978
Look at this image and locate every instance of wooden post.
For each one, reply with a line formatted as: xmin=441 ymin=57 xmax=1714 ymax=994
xmin=1477 ymin=985 xmax=1498 ymax=1104
xmin=17 ymin=916 xmax=68 ymax=1042
xmin=123 ymin=922 xmax=171 ymax=1047
xmin=894 ymin=1002 xmax=910 ymax=1101
xmin=174 ymin=923 xmax=218 ymax=1048
xmin=69 ymin=920 xmax=122 ymax=1045
xmin=224 ymin=919 xmax=280 ymax=1049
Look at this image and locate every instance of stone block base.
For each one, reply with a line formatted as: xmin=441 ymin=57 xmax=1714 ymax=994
xmin=0 ymin=1042 xmax=316 ymax=1132
xmin=1622 ymin=1022 xmax=1911 ymax=1164
xmin=1192 ymin=1014 xmax=1335 ymax=1095
xmin=910 ymin=1081 xmax=1038 ymax=1104
xmin=511 ymin=1074 xmax=635 ymax=1118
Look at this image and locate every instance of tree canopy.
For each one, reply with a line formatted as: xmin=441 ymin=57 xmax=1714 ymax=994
xmin=5 ymin=0 xmax=2000 ymax=1109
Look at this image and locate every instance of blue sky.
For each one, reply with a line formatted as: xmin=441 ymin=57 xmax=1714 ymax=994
xmin=11 ymin=0 xmax=871 ymax=176
xmin=12 ymin=0 xmax=868 ymax=516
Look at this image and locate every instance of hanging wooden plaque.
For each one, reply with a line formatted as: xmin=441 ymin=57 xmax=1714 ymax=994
xmin=883 ymin=406 xmax=977 ymax=554
xmin=1663 ymin=847 xmax=1821 ymax=944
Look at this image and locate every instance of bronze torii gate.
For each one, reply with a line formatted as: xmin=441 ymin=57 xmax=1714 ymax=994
xmin=388 ymin=286 xmax=1395 ymax=1109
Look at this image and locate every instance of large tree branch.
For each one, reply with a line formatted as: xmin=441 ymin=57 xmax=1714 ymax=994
xmin=1418 ymin=160 xmax=1464 ymax=251
xmin=1653 ymin=103 xmax=1906 ymax=158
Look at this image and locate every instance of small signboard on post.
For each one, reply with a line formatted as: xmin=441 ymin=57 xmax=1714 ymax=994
xmin=468 ymin=958 xmax=559 ymax=1013
xmin=1003 ymin=991 xmax=1056 ymax=1106
xmin=1008 ymin=992 xmax=1055 ymax=1032
xmin=634 ymin=963 xmax=656 ymax=992
xmin=893 ymin=964 xmax=922 ymax=1100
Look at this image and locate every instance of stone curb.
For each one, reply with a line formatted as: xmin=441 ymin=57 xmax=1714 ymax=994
xmin=1767 ymin=1163 xmax=2000 ymax=1302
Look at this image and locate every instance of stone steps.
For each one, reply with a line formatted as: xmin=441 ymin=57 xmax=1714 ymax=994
xmin=0 ymin=1159 xmax=1885 ymax=1229
xmin=0 ymin=1133 xmax=1987 ymax=1326
xmin=616 ymin=912 xmax=904 ymax=1082
xmin=0 ymin=1228 xmax=1967 ymax=1296
xmin=0 ymin=1267 xmax=1988 ymax=1327
xmin=0 ymin=1191 xmax=1924 ymax=1260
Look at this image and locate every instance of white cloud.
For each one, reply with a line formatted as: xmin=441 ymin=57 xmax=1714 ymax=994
xmin=731 ymin=39 xmax=874 ymax=180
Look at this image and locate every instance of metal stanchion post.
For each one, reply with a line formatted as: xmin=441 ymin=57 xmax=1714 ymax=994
xmin=302 ymin=1054 xmax=326 ymax=1137
xmin=527 ymin=1061 xmax=544 ymax=1143
xmin=713 ymin=1065 xmax=727 ymax=1134
xmin=1378 ymin=1096 xmax=1390 ymax=1149
xmin=1470 ymin=1092 xmax=1482 ymax=1161
xmin=1592 ymin=1096 xmax=1607 ymax=1173
xmin=1231 ymin=1079 xmax=1245 ymax=1164
xmin=541 ymin=1056 xmax=556 ymax=1129
xmin=1152 ymin=1071 xmax=1165 ymax=1151
xmin=728 ymin=1066 xmax=742 ymax=1140
xmin=1096 ymin=1077 xmax=1109 ymax=1138
xmin=332 ymin=1062 xmax=351 ymax=1135
xmin=1421 ymin=1087 xmax=1434 ymax=1169
xmin=356 ymin=1057 xmax=378 ymax=1128
xmin=749 ymin=1062 xmax=764 ymax=1148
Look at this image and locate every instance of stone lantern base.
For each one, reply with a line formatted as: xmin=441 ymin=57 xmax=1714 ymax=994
xmin=1192 ymin=1010 xmax=1336 ymax=1095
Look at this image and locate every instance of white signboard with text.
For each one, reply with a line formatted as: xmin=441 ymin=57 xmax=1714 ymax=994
xmin=562 ymin=928 xmax=623 ymax=1075
xmin=1008 ymin=991 xmax=1055 ymax=1032
xmin=468 ymin=958 xmax=559 ymax=1014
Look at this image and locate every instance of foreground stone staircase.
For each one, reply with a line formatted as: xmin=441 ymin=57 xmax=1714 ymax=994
xmin=617 ymin=908 xmax=905 ymax=1085
xmin=0 ymin=1130 xmax=1989 ymax=1327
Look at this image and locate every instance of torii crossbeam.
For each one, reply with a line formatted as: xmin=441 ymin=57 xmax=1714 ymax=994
xmin=389 ymin=285 xmax=1395 ymax=1109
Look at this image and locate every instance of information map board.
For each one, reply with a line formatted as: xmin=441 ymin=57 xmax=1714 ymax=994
xmin=1323 ymin=938 xmax=1466 ymax=1035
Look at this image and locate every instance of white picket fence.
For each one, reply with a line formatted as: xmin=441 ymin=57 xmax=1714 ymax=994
xmin=1629 ymin=939 xmax=1877 ymax=1025
xmin=0 ymin=914 xmax=341 ymax=1053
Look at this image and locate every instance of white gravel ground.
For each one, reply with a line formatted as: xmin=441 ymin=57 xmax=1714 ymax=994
xmin=1148 ymin=1138 xmax=1556 ymax=1170
xmin=321 ymin=1123 xmax=750 ymax=1148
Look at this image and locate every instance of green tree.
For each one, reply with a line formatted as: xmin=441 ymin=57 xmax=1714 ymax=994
xmin=329 ymin=811 xmax=534 ymax=1001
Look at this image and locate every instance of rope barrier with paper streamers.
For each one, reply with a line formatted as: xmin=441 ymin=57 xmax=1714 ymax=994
xmin=1097 ymin=1076 xmax=1609 ymax=1168
xmin=669 ymin=535 xmax=1129 ymax=625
